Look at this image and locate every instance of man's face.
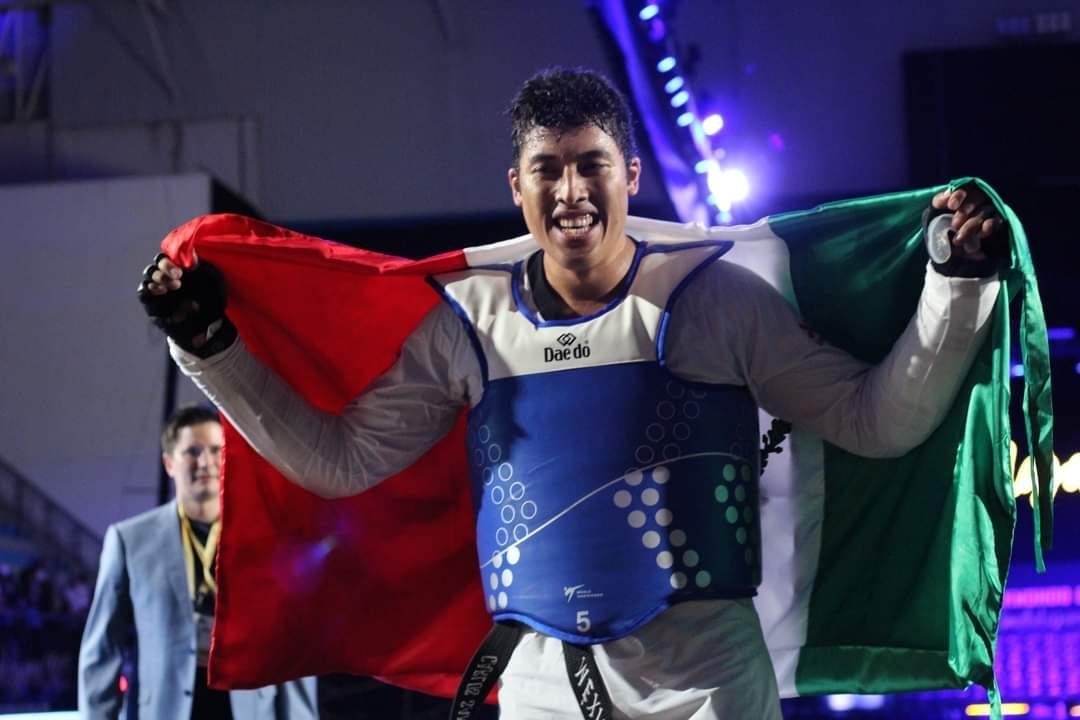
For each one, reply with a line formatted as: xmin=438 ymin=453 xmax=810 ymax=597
xmin=163 ymin=421 xmax=223 ymax=509
xmin=509 ymin=124 xmax=641 ymax=274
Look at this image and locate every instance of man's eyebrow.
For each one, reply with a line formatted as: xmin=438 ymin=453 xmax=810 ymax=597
xmin=526 ymin=152 xmax=558 ymax=166
xmin=577 ymin=149 xmax=614 ymax=162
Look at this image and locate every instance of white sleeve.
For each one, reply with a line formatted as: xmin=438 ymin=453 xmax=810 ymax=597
xmin=665 ymin=261 xmax=1000 ymax=458
xmin=169 ymin=302 xmax=479 ymax=497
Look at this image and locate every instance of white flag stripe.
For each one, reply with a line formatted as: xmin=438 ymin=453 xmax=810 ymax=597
xmin=463 ymin=215 xmax=780 ymax=268
xmin=719 ymin=220 xmax=826 ymax=698
xmin=757 ymin=426 xmax=827 ymax=697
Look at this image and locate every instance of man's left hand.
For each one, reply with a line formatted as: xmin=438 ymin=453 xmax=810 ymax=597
xmin=929 ymin=183 xmax=1007 ymax=263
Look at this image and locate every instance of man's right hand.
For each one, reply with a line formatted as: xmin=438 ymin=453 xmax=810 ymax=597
xmin=140 ymin=252 xmax=184 ymax=295
xmin=137 ymin=252 xmax=237 ymax=357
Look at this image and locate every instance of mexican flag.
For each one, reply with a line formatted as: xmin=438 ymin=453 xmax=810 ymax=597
xmin=160 ymin=179 xmax=1053 ymax=701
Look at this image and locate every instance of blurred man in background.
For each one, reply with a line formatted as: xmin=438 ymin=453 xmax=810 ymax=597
xmin=78 ymin=405 xmax=318 ymax=720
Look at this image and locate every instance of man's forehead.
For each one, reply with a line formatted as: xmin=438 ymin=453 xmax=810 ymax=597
xmin=523 ymin=123 xmax=616 ymax=145
xmin=176 ymin=422 xmax=223 ymax=443
xmin=521 ymin=125 xmax=621 ymax=160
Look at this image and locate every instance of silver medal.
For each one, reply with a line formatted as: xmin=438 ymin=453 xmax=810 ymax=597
xmin=926 ymin=213 xmax=954 ymax=264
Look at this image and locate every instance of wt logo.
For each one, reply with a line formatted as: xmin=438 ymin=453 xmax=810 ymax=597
xmin=544 ymin=333 xmax=591 ymax=363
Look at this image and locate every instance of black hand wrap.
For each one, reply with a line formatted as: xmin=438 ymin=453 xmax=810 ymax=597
xmin=137 ymin=254 xmax=237 ymax=358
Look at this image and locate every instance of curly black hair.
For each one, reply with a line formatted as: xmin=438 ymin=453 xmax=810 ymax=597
xmin=508 ymin=67 xmax=639 ymax=168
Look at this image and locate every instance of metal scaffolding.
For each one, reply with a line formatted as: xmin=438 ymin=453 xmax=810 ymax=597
xmin=0 ymin=0 xmax=179 ymax=123
xmin=0 ymin=2 xmax=50 ymax=121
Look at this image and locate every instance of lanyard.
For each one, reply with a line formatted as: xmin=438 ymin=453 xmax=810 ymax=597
xmin=177 ymin=502 xmax=221 ymax=599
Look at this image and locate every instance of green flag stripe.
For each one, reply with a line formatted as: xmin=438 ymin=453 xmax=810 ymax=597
xmin=766 ymin=180 xmax=1050 ymax=696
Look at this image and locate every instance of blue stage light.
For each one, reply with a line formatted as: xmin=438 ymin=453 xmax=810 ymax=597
xmin=664 ymin=76 xmax=684 ymax=93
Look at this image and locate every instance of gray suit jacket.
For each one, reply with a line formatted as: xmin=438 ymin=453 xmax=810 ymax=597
xmin=78 ymin=501 xmax=318 ymax=720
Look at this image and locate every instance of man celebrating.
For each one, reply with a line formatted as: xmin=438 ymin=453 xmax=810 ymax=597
xmin=78 ymin=406 xmax=318 ymax=720
xmin=139 ymin=69 xmax=1010 ymax=718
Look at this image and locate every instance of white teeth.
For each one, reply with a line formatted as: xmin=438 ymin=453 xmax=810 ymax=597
xmin=557 ymin=216 xmax=594 ymax=229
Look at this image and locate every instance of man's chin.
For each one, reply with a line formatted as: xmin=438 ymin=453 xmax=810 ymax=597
xmin=192 ymin=489 xmax=219 ymax=503
xmin=551 ymin=239 xmax=598 ymax=268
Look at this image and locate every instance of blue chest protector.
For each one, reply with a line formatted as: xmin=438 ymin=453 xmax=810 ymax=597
xmin=432 ymin=241 xmax=761 ymax=644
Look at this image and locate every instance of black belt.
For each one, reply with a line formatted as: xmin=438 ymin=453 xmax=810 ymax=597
xmin=562 ymin=640 xmax=615 ymax=719
xmin=449 ymin=622 xmax=615 ymax=720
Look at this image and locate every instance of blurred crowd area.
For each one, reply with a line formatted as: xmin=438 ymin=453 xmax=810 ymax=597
xmin=0 ymin=560 xmax=92 ymax=712
xmin=0 ymin=555 xmax=493 ymax=718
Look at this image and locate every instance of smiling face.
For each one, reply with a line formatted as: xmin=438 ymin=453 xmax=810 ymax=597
xmin=508 ymin=123 xmax=641 ymax=276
